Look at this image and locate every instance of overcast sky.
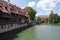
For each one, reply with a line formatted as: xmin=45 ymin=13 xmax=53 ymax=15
xmin=4 ymin=0 xmax=60 ymax=16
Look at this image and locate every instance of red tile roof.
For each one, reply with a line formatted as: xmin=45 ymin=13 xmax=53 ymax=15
xmin=38 ymin=15 xmax=49 ymax=19
xmin=0 ymin=0 xmax=28 ymax=16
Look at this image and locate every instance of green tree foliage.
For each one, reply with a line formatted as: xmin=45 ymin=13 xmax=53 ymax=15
xmin=58 ymin=16 xmax=60 ymax=22
xmin=49 ymin=11 xmax=54 ymax=23
xmin=37 ymin=17 xmax=41 ymax=23
xmin=54 ymin=13 xmax=59 ymax=23
xmin=24 ymin=6 xmax=37 ymax=20
xmin=49 ymin=11 xmax=59 ymax=23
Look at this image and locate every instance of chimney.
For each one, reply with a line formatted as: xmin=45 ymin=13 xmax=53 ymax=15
xmin=8 ymin=0 xmax=10 ymax=4
xmin=7 ymin=0 xmax=10 ymax=13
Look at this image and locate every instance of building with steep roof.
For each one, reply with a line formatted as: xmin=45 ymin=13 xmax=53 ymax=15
xmin=38 ymin=15 xmax=49 ymax=21
xmin=0 ymin=0 xmax=29 ymax=33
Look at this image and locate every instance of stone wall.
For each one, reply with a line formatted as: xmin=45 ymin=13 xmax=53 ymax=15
xmin=0 ymin=23 xmax=28 ymax=33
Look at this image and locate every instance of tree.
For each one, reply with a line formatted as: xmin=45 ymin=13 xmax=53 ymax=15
xmin=54 ymin=13 xmax=59 ymax=23
xmin=58 ymin=16 xmax=60 ymax=22
xmin=49 ymin=11 xmax=54 ymax=23
xmin=24 ymin=6 xmax=37 ymax=20
xmin=37 ymin=17 xmax=41 ymax=23
xmin=49 ymin=10 xmax=59 ymax=23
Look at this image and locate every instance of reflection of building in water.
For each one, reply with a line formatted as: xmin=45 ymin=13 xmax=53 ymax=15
xmin=0 ymin=0 xmax=29 ymax=33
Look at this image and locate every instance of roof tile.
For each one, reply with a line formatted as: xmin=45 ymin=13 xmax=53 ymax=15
xmin=0 ymin=0 xmax=28 ymax=16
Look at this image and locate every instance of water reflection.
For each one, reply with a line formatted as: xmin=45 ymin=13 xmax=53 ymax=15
xmin=35 ymin=24 xmax=60 ymax=40
xmin=0 ymin=24 xmax=60 ymax=40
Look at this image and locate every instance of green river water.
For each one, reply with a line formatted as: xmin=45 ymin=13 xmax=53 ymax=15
xmin=0 ymin=24 xmax=60 ymax=40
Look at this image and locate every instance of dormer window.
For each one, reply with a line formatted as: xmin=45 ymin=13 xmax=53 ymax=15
xmin=18 ymin=11 xmax=20 ymax=13
xmin=4 ymin=6 xmax=8 ymax=10
xmin=0 ymin=6 xmax=2 ymax=8
xmin=10 ymin=8 xmax=14 ymax=11
xmin=5 ymin=7 xmax=7 ymax=9
xmin=10 ymin=5 xmax=14 ymax=11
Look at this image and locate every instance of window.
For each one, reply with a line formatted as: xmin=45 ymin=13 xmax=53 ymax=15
xmin=5 ymin=6 xmax=7 ymax=10
xmin=0 ymin=6 xmax=2 ymax=8
xmin=10 ymin=8 xmax=14 ymax=11
xmin=16 ymin=14 xmax=18 ymax=16
xmin=11 ymin=24 xmax=13 ymax=27
xmin=4 ymin=25 xmax=6 ymax=28
xmin=1 ymin=25 xmax=3 ymax=29
xmin=19 ymin=19 xmax=21 ymax=21
xmin=8 ymin=25 xmax=10 ymax=29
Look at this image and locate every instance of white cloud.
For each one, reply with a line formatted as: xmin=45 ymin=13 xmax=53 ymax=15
xmin=37 ymin=0 xmax=60 ymax=11
xmin=28 ymin=1 xmax=36 ymax=7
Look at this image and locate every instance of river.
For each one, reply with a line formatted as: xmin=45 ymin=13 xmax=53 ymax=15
xmin=0 ymin=24 xmax=60 ymax=40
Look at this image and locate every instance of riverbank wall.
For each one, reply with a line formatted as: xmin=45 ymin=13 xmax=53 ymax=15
xmin=0 ymin=23 xmax=34 ymax=34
